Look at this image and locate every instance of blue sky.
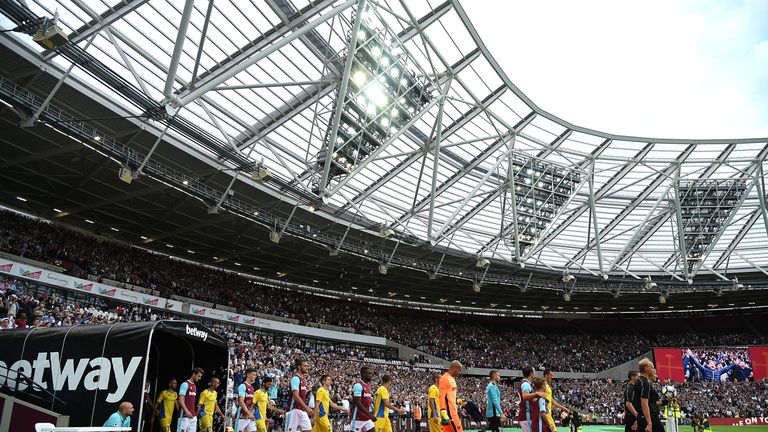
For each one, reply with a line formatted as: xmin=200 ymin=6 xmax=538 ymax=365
xmin=463 ymin=0 xmax=768 ymax=139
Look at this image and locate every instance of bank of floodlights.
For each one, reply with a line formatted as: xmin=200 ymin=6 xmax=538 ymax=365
xmin=314 ymin=7 xmax=432 ymax=194
xmin=503 ymin=153 xmax=581 ymax=256
xmin=677 ymin=179 xmax=746 ymax=272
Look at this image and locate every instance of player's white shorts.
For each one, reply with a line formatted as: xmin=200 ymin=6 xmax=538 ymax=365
xmin=519 ymin=420 xmax=531 ymax=432
xmin=354 ymin=420 xmax=375 ymax=432
xmin=237 ymin=419 xmax=257 ymax=432
xmin=285 ymin=409 xmax=312 ymax=432
xmin=178 ymin=417 xmax=198 ymax=432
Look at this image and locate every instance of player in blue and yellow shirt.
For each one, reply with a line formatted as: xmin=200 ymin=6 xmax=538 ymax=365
xmin=374 ymin=375 xmax=406 ymax=432
xmin=254 ymin=376 xmax=284 ymax=432
xmin=155 ymin=378 xmax=178 ymax=432
xmin=198 ymin=377 xmax=225 ymax=432
xmin=313 ymin=374 xmax=348 ymax=432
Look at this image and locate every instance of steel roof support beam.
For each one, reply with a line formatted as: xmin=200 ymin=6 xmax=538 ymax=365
xmin=754 ymin=165 xmax=768 ymax=238
xmin=569 ymin=144 xmax=695 ymax=267
xmin=163 ymin=0 xmax=195 ymax=99
xmin=172 ymin=0 xmax=355 ymax=108
xmin=393 ymin=111 xmax=536 ymax=229
xmin=712 ymin=209 xmax=760 ymax=269
xmin=427 ymin=76 xmax=454 ymax=240
xmin=733 ymin=251 xmax=768 ymax=277
xmin=43 ymin=0 xmax=150 ymax=60
xmin=670 ymin=145 xmax=768 ymax=277
xmin=173 ymin=0 xmax=337 ymax=96
xmin=635 ymin=253 xmax=685 ymax=281
xmin=332 ymin=62 xmax=492 ymax=211
xmin=235 ymin=5 xmax=462 ymax=153
xmin=491 ymin=141 xmax=651 ymax=260
xmin=587 ymin=162 xmax=604 ymax=275
xmin=318 ymin=0 xmax=366 ymax=197
xmin=323 ymin=92 xmax=444 ymax=198
xmin=671 ymin=167 xmax=690 ymax=280
xmin=432 ymin=132 xmax=512 ymax=242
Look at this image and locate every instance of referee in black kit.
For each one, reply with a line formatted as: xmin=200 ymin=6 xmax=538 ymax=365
xmin=624 ymin=371 xmax=640 ymax=432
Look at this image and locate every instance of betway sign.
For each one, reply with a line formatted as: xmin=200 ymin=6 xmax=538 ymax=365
xmin=0 ymin=352 xmax=142 ymax=403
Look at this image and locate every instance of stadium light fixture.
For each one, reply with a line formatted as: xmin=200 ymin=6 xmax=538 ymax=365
xmin=378 ymin=228 xmax=394 ymax=238
xmin=659 ymin=295 xmax=667 ymax=304
xmin=269 ymin=230 xmax=281 ymax=244
xmin=16 ymin=196 xmax=27 ymax=202
xmin=561 ymin=271 xmax=575 ymax=283
xmin=563 ymin=292 xmax=571 ymax=302
xmin=503 ymin=154 xmax=581 ymax=257
xmin=476 ymin=258 xmax=490 ymax=268
xmin=732 ymin=277 xmax=744 ymax=290
xmin=378 ymin=262 xmax=388 ymax=275
xmin=677 ymin=179 xmax=746 ymax=273
xmin=643 ymin=276 xmax=657 ymax=290
xmin=472 ymin=281 xmax=481 ymax=293
xmin=312 ymin=12 xmax=433 ymax=195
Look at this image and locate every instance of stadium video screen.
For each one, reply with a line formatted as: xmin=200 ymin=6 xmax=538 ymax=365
xmin=654 ymin=347 xmax=765 ymax=382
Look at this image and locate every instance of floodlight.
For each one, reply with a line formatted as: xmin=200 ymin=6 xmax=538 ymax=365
xmin=562 ymin=273 xmax=575 ymax=283
xmin=476 ymin=258 xmax=490 ymax=268
xmin=269 ymin=231 xmax=281 ymax=244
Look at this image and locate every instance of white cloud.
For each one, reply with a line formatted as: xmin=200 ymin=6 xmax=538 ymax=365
xmin=462 ymin=0 xmax=768 ymax=138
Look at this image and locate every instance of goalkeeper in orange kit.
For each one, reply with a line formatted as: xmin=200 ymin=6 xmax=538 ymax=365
xmin=438 ymin=361 xmax=464 ymax=432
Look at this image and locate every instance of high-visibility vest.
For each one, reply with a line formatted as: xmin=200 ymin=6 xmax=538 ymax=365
xmin=664 ymin=401 xmax=681 ymax=419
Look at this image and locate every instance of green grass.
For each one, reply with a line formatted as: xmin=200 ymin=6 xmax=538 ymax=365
xmin=464 ymin=426 xmax=768 ymax=432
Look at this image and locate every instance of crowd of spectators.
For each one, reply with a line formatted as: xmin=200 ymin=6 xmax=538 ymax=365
xmin=552 ymin=378 xmax=768 ymax=420
xmin=2 ymin=274 xmax=768 ymax=422
xmin=2 ymin=210 xmax=768 ymax=374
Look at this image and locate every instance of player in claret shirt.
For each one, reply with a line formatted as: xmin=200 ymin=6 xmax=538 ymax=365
xmin=179 ymin=367 xmax=204 ymax=432
xmin=286 ymin=359 xmax=314 ymax=432
xmin=352 ymin=366 xmax=376 ymax=432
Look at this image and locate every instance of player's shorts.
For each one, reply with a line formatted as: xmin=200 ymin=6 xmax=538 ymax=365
xmin=200 ymin=415 xmax=214 ymax=431
xmin=520 ymin=420 xmax=532 ymax=432
xmin=488 ymin=416 xmax=501 ymax=432
xmin=179 ymin=417 xmax=198 ymax=432
xmin=257 ymin=419 xmax=268 ymax=432
xmin=285 ymin=409 xmax=312 ymax=432
xmin=354 ymin=420 xmax=375 ymax=432
xmin=374 ymin=418 xmax=392 ymax=432
xmin=313 ymin=417 xmax=332 ymax=432
xmin=159 ymin=422 xmax=172 ymax=432
xmin=429 ymin=419 xmax=441 ymax=432
xmin=237 ymin=419 xmax=257 ymax=432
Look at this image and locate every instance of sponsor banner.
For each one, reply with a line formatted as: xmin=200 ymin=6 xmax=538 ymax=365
xmin=749 ymin=346 xmax=768 ymax=381
xmin=0 ymin=259 xmax=167 ymax=310
xmin=0 ymin=325 xmax=149 ymax=429
xmin=165 ymin=298 xmax=183 ymax=312
xmin=709 ymin=417 xmax=768 ymax=426
xmin=0 ymin=259 xmax=386 ymax=346
xmin=653 ymin=348 xmax=685 ymax=382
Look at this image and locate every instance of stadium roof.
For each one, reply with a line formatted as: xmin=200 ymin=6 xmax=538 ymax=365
xmin=1 ymin=0 xmax=767 ymax=313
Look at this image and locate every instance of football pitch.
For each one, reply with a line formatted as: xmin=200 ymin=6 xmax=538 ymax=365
xmin=464 ymin=427 xmax=768 ymax=432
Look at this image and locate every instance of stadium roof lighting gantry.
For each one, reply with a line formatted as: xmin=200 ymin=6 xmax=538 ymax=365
xmin=0 ymin=0 xmax=767 ymax=312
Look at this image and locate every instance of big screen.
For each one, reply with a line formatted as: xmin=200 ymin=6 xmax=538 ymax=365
xmin=654 ymin=347 xmax=754 ymax=382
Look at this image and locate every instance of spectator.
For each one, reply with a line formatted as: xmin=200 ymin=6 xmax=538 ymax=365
xmin=104 ymin=401 xmax=134 ymax=428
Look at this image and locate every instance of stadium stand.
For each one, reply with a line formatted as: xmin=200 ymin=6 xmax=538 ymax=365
xmin=2 ymin=210 xmax=768 ymax=375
